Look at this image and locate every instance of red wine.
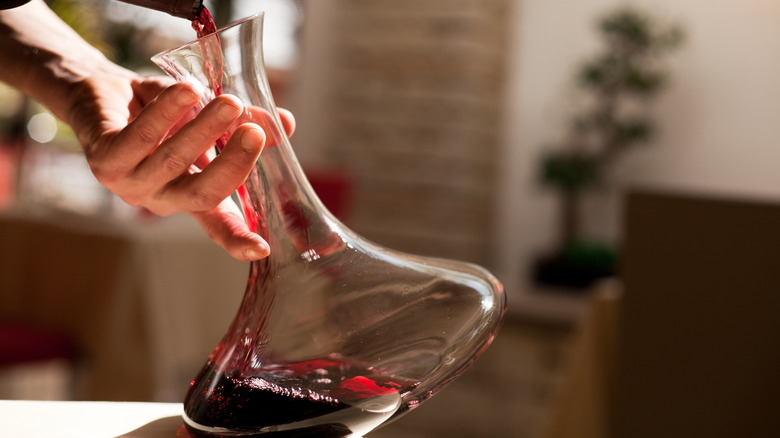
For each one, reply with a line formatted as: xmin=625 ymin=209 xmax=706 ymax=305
xmin=190 ymin=7 xmax=224 ymax=101
xmin=192 ymin=6 xmax=218 ymax=38
xmin=179 ymin=19 xmax=416 ymax=435
xmin=183 ymin=357 xmax=412 ymax=437
xmin=190 ymin=6 xmax=265 ymax=233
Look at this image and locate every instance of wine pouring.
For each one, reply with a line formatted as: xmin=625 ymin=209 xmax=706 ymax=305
xmin=139 ymin=7 xmax=505 ymax=437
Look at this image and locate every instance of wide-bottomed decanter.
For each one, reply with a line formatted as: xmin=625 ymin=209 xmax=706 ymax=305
xmin=152 ymin=13 xmax=506 ymax=438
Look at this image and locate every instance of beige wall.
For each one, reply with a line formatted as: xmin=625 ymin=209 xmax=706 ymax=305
xmin=290 ymin=1 xmax=780 ymax=308
xmin=496 ymin=0 xmax=780 ymax=303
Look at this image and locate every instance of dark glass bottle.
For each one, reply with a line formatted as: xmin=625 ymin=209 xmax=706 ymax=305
xmin=115 ymin=0 xmax=203 ymax=20
xmin=0 ymin=0 xmax=32 ymax=10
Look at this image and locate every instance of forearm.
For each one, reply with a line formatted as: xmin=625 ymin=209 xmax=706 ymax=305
xmin=0 ymin=0 xmax=131 ymax=121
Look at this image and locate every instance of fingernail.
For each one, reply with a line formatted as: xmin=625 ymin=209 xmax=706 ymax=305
xmin=278 ymin=108 xmax=293 ymax=120
xmin=240 ymin=125 xmax=264 ymax=152
xmin=176 ymin=86 xmax=199 ymax=106
xmin=217 ymin=97 xmax=242 ymax=122
xmin=278 ymin=108 xmax=296 ymax=136
xmin=244 ymin=241 xmax=269 ymax=260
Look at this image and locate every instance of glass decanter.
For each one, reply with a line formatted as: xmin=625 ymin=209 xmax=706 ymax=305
xmin=153 ymin=13 xmax=506 ymax=438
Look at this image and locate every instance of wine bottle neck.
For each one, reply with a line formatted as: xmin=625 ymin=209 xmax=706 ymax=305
xmin=115 ymin=0 xmax=203 ymax=19
xmin=0 ymin=0 xmax=32 ymax=10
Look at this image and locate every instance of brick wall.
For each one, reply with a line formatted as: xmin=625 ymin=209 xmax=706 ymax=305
xmin=302 ymin=0 xmax=511 ymax=266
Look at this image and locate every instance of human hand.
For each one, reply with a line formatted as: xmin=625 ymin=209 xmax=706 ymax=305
xmin=68 ymin=72 xmax=295 ymax=261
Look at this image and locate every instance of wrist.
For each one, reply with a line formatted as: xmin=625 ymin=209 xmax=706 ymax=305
xmin=27 ymin=47 xmax=122 ymax=119
xmin=43 ymin=49 xmax=137 ymax=123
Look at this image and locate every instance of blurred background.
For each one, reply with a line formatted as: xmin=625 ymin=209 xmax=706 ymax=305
xmin=1 ymin=0 xmax=779 ymax=437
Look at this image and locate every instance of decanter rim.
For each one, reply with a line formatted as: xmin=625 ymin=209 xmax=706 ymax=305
xmin=151 ymin=11 xmax=264 ymax=62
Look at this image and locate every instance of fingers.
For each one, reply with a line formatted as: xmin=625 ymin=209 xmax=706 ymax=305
xmin=180 ymin=104 xmax=294 ymax=175
xmin=190 ymin=197 xmax=270 ymax=261
xmin=182 ymin=125 xmax=268 ymax=262
xmin=75 ymin=73 xmax=285 ymax=263
xmin=278 ymin=108 xmax=296 ymax=139
xmin=240 ymin=107 xmax=296 ymax=147
xmin=186 ymin=106 xmax=294 ymax=173
xmin=168 ymin=123 xmax=265 ymax=211
xmin=130 ymin=76 xmax=176 ymax=107
xmin=136 ymin=94 xmax=244 ymax=185
xmin=109 ymin=82 xmax=201 ymax=171
xmin=173 ymin=108 xmax=290 ymax=262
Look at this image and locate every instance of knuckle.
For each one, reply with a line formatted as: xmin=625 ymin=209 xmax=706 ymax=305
xmin=114 ymin=182 xmax=145 ymax=207
xmin=189 ymin=129 xmax=215 ymax=147
xmin=186 ymin=186 xmax=223 ymax=211
xmin=158 ymin=105 xmax=185 ymax=124
xmin=109 ymin=178 xmax=146 ymax=206
xmin=88 ymin=161 xmax=121 ymax=189
xmin=133 ymin=126 xmax=161 ymax=147
xmin=87 ymin=161 xmax=108 ymax=181
xmin=122 ymin=193 xmax=144 ymax=207
xmin=159 ymin=149 xmax=192 ymax=176
xmin=96 ymin=172 xmax=119 ymax=189
xmin=198 ymin=217 xmax=223 ymax=242
xmin=219 ymin=154 xmax=251 ymax=177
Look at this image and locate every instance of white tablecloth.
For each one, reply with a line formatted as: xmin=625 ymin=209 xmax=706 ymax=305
xmin=0 ymin=400 xmax=184 ymax=438
xmin=0 ymin=209 xmax=249 ymax=401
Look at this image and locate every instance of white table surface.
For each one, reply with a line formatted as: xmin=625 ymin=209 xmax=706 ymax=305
xmin=0 ymin=400 xmax=185 ymax=437
xmin=0 ymin=400 xmax=370 ymax=437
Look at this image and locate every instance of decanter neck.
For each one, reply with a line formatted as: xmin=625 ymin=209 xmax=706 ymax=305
xmin=242 ymin=140 xmax=345 ymax=262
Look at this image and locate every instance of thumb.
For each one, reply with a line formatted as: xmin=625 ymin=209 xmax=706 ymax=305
xmin=190 ymin=198 xmax=270 ymax=261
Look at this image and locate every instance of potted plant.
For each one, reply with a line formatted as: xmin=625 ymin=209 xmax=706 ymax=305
xmin=534 ymin=6 xmax=684 ymax=289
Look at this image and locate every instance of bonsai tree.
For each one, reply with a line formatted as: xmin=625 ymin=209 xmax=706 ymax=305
xmin=537 ymin=7 xmax=684 ymax=287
